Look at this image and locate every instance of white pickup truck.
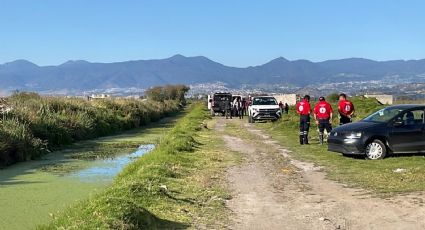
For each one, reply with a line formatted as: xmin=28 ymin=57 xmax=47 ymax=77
xmin=248 ymin=96 xmax=281 ymax=123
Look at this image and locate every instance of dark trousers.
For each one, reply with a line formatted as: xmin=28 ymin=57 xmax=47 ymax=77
xmin=318 ymin=119 xmax=332 ymax=144
xmin=339 ymin=114 xmax=351 ymax=125
xmin=225 ymin=108 xmax=232 ymax=119
xmin=299 ymin=115 xmax=310 ymax=144
xmin=234 ymin=108 xmax=242 ymax=119
xmin=233 ymin=107 xmax=243 ymax=118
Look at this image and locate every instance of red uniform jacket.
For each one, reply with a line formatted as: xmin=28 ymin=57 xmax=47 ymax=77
xmin=338 ymin=100 xmax=354 ymax=116
xmin=296 ymin=99 xmax=311 ymax=116
xmin=314 ymin=101 xmax=333 ymax=119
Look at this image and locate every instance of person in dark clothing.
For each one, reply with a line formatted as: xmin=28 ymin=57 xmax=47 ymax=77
xmin=236 ymin=98 xmax=243 ymax=119
xmin=225 ymin=98 xmax=232 ymax=119
xmin=279 ymin=101 xmax=284 ymax=115
xmin=296 ymin=95 xmax=311 ymax=145
xmin=241 ymin=98 xmax=247 ymax=116
xmin=284 ymin=103 xmax=289 ymax=114
xmin=239 ymin=99 xmax=244 ymax=119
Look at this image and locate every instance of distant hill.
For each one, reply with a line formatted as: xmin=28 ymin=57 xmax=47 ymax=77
xmin=1 ymin=55 xmax=425 ymax=92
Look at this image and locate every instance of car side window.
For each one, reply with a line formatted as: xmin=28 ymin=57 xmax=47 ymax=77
xmin=399 ymin=110 xmax=424 ymax=126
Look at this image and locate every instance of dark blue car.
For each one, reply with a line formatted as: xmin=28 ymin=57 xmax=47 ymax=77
xmin=328 ymin=105 xmax=425 ymax=160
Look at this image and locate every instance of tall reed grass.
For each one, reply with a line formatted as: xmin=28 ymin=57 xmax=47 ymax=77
xmin=0 ymin=92 xmax=181 ymax=167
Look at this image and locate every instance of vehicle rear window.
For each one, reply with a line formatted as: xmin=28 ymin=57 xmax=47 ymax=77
xmin=214 ymin=95 xmax=230 ymax=101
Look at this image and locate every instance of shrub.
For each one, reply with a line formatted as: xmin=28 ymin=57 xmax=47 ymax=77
xmin=145 ymin=85 xmax=190 ymax=104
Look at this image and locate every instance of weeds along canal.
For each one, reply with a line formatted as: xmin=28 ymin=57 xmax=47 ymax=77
xmin=0 ymin=143 xmax=155 ymax=229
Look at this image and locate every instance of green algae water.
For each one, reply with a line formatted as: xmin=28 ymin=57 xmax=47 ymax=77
xmin=0 ymin=115 xmax=178 ymax=230
xmin=0 ymin=144 xmax=155 ymax=230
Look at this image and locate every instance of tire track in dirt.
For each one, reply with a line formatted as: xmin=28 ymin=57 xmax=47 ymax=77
xmin=221 ymin=118 xmax=425 ymax=230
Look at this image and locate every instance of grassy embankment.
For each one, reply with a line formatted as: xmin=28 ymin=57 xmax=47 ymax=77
xmin=0 ymin=108 xmax=188 ymax=230
xmin=0 ymin=92 xmax=180 ymax=167
xmin=39 ymin=103 xmax=238 ymax=229
xmin=258 ymin=96 xmax=425 ymax=194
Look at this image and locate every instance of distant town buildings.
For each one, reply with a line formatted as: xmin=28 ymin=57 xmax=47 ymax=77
xmin=89 ymin=94 xmax=110 ymax=100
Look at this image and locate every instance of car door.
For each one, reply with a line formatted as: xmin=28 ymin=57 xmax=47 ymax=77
xmin=389 ymin=109 xmax=425 ymax=153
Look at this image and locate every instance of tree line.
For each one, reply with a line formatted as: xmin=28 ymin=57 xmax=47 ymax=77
xmin=145 ymin=84 xmax=190 ymax=103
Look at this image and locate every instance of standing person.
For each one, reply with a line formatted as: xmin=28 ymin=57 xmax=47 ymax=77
xmin=338 ymin=93 xmax=355 ymax=125
xmin=237 ymin=98 xmax=243 ymax=119
xmin=245 ymin=97 xmax=251 ymax=117
xmin=225 ymin=98 xmax=232 ymax=119
xmin=232 ymin=97 xmax=239 ymax=118
xmin=296 ymin=95 xmax=311 ymax=145
xmin=241 ymin=98 xmax=247 ymax=116
xmin=284 ymin=103 xmax=289 ymax=114
xmin=278 ymin=101 xmax=284 ymax=115
xmin=247 ymin=95 xmax=252 ymax=112
xmin=314 ymin=96 xmax=333 ymax=144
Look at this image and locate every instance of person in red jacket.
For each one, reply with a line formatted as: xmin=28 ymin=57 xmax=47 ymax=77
xmin=338 ymin=93 xmax=355 ymax=125
xmin=314 ymin=96 xmax=333 ymax=144
xmin=296 ymin=95 xmax=311 ymax=145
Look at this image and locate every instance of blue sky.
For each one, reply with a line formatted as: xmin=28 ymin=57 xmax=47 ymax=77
xmin=1 ymin=0 xmax=424 ymax=67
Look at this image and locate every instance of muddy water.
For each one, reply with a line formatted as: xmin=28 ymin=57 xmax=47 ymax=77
xmin=0 ymin=144 xmax=155 ymax=230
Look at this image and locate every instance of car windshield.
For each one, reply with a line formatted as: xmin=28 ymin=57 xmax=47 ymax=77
xmin=363 ymin=107 xmax=403 ymax=123
xmin=252 ymin=97 xmax=277 ymax=105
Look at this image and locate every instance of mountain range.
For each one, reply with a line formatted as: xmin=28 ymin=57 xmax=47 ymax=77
xmin=1 ymin=55 xmax=425 ymax=92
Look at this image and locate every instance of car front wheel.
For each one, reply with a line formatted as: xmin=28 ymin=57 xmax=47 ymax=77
xmin=365 ymin=140 xmax=386 ymax=160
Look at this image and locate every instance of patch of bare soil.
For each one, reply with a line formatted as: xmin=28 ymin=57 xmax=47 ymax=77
xmin=222 ymin=118 xmax=425 ymax=230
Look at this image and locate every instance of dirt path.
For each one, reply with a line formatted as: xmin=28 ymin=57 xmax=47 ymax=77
xmin=218 ymin=118 xmax=425 ymax=230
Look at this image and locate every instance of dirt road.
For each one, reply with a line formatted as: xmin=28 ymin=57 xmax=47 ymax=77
xmin=217 ymin=118 xmax=425 ymax=230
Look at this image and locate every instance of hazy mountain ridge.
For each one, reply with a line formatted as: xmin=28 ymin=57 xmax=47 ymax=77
xmin=1 ymin=55 xmax=425 ymax=91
